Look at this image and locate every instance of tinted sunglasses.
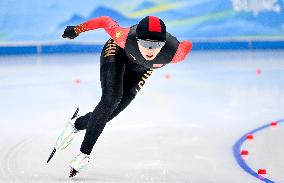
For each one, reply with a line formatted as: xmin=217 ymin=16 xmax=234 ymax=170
xmin=137 ymin=38 xmax=166 ymax=49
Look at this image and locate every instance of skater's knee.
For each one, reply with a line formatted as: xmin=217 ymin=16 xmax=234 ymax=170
xmin=101 ymin=94 xmax=122 ymax=108
xmin=74 ymin=118 xmax=84 ymax=130
xmin=74 ymin=112 xmax=92 ymax=130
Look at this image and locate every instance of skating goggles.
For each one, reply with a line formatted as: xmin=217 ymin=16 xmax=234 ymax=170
xmin=137 ymin=38 xmax=166 ymax=49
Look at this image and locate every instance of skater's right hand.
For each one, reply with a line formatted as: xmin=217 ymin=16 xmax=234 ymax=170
xmin=62 ymin=26 xmax=78 ymax=39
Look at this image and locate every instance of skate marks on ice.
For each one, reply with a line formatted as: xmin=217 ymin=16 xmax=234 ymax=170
xmin=0 ymin=137 xmax=33 ymax=182
xmin=0 ymin=121 xmax=245 ymax=182
xmin=0 ymin=134 xmax=133 ymax=183
xmin=0 ymin=136 xmax=77 ymax=183
xmin=0 ymin=129 xmax=219 ymax=183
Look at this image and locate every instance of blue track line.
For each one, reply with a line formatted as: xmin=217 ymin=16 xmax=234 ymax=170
xmin=232 ymin=119 xmax=284 ymax=183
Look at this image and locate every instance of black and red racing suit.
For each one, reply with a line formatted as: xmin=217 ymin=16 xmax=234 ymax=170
xmin=71 ymin=16 xmax=193 ymax=155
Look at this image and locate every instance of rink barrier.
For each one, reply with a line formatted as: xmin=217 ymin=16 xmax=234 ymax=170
xmin=0 ymin=40 xmax=284 ymax=55
xmin=232 ymin=119 xmax=284 ymax=183
xmin=0 ymin=43 xmax=103 ymax=55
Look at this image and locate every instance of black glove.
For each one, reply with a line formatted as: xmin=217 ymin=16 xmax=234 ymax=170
xmin=62 ymin=26 xmax=78 ymax=39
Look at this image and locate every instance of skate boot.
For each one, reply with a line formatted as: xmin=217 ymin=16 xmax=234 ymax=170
xmin=55 ymin=108 xmax=80 ymax=150
xmin=69 ymin=153 xmax=90 ymax=178
xmin=55 ymin=122 xmax=78 ymax=150
xmin=47 ymin=108 xmax=80 ymax=163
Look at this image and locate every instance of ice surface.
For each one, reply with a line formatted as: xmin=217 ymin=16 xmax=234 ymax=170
xmin=0 ymin=50 xmax=284 ymax=182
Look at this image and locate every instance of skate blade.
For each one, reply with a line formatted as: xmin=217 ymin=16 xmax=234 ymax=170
xmin=71 ymin=107 xmax=79 ymax=120
xmin=47 ymin=148 xmax=56 ymax=163
xmin=69 ymin=168 xmax=78 ymax=178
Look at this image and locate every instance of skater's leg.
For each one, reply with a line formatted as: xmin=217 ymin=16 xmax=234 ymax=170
xmin=75 ymin=92 xmax=135 ymax=130
xmin=80 ymin=62 xmax=125 ymax=155
xmin=74 ymin=39 xmax=121 ymax=131
xmin=80 ymin=40 xmax=126 ymax=155
xmin=75 ymin=67 xmax=154 ymax=130
xmin=106 ymin=92 xmax=136 ymax=122
xmin=74 ymin=93 xmax=134 ymax=131
xmin=78 ymin=92 xmax=136 ymax=148
xmin=107 ymin=67 xmax=154 ymax=122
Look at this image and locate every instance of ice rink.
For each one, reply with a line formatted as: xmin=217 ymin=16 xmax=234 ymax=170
xmin=0 ymin=50 xmax=284 ymax=183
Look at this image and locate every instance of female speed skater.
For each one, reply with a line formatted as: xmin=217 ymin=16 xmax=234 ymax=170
xmin=52 ymin=15 xmax=192 ymax=177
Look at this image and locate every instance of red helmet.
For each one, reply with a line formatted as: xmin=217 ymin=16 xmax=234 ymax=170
xmin=136 ymin=16 xmax=166 ymax=42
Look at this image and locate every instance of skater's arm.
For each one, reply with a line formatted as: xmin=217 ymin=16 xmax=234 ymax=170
xmin=170 ymin=40 xmax=192 ymax=63
xmin=74 ymin=16 xmax=130 ymax=48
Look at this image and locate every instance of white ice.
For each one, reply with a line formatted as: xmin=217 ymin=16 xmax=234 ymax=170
xmin=0 ymin=50 xmax=284 ymax=183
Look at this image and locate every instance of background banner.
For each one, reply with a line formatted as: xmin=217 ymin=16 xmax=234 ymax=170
xmin=0 ymin=0 xmax=284 ymax=43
